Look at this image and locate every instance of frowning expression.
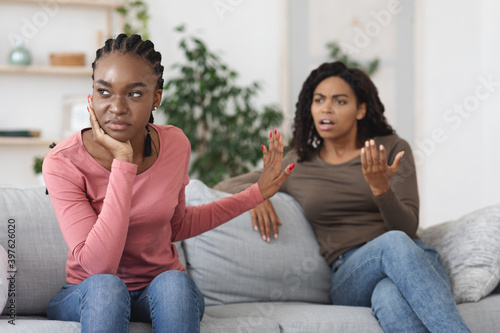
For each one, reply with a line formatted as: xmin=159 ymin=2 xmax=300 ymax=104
xmin=311 ymin=76 xmax=366 ymax=144
xmin=91 ymin=53 xmax=161 ymax=142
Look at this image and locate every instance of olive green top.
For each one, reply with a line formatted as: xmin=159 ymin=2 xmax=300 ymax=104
xmin=214 ymin=134 xmax=419 ymax=265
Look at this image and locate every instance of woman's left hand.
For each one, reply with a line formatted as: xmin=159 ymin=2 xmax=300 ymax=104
xmin=361 ymin=139 xmax=404 ymax=197
xmin=257 ymin=129 xmax=295 ymax=200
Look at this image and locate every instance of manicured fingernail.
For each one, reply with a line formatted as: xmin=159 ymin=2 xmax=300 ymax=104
xmin=370 ymin=139 xmax=375 ymax=146
xmin=288 ymin=163 xmax=295 ymax=171
xmin=270 ymin=131 xmax=273 ymax=138
xmin=278 ymin=133 xmax=281 ymax=140
xmin=261 ymin=144 xmax=265 ymax=151
xmin=274 ymin=234 xmax=278 ymax=239
xmin=361 ymin=148 xmax=364 ymax=154
xmin=380 ymin=145 xmax=384 ymax=151
xmin=365 ymin=141 xmax=369 ymax=147
xmin=87 ymin=106 xmax=90 ymax=113
xmin=262 ymin=235 xmax=266 ymax=241
xmin=267 ymin=236 xmax=270 ymax=242
xmin=274 ymin=128 xmax=277 ymax=134
xmin=254 ymin=226 xmax=258 ymax=231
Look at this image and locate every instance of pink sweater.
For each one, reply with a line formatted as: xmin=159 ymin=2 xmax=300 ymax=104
xmin=43 ymin=124 xmax=263 ymax=290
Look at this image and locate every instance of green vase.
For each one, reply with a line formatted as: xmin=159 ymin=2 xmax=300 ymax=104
xmin=9 ymin=40 xmax=31 ymax=66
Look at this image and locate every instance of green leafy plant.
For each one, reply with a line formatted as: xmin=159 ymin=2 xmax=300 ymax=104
xmin=326 ymin=41 xmax=379 ymax=76
xmin=160 ymin=25 xmax=283 ymax=187
xmin=33 ymin=156 xmax=43 ymax=175
xmin=115 ymin=0 xmax=150 ymax=39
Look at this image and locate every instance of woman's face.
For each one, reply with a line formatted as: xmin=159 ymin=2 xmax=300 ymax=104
xmin=91 ymin=52 xmax=161 ymax=142
xmin=310 ymin=76 xmax=366 ymax=144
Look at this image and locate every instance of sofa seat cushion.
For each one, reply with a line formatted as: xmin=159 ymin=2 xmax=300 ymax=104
xmin=205 ymin=302 xmax=383 ymax=333
xmin=184 ymin=180 xmax=332 ymax=306
xmin=0 ymin=315 xmax=278 ymax=333
xmin=457 ymin=294 xmax=500 ymax=333
xmin=419 ymin=204 xmax=500 ymax=303
xmin=201 ymin=314 xmax=279 ymax=333
xmin=0 ymin=316 xmax=153 ymax=333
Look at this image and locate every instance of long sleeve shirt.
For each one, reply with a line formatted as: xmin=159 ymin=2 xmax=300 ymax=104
xmin=43 ymin=124 xmax=263 ymax=290
xmin=215 ymin=134 xmax=419 ymax=265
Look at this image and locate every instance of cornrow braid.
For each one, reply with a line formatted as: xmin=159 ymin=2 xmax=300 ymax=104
xmin=92 ymin=33 xmax=164 ymax=91
xmin=91 ymin=33 xmax=163 ymax=157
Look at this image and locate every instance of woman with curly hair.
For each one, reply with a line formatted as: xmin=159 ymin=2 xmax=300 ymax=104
xmin=215 ymin=61 xmax=470 ymax=332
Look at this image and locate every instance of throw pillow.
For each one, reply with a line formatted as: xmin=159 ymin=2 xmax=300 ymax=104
xmin=418 ymin=204 xmax=500 ymax=303
xmin=183 ymin=180 xmax=332 ymax=306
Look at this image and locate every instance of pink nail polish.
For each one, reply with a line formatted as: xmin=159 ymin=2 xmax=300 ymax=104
xmin=274 ymin=128 xmax=277 ymax=134
xmin=261 ymin=144 xmax=265 ymax=151
xmin=270 ymin=131 xmax=272 ymax=138
xmin=86 ymin=106 xmax=90 ymax=113
xmin=288 ymin=163 xmax=295 ymax=171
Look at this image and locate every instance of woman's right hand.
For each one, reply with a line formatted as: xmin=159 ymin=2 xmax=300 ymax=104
xmin=250 ymin=199 xmax=282 ymax=243
xmin=88 ymin=95 xmax=133 ymax=163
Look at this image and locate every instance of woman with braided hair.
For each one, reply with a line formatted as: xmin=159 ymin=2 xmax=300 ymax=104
xmin=42 ymin=34 xmax=293 ymax=332
xmin=215 ymin=61 xmax=471 ymax=332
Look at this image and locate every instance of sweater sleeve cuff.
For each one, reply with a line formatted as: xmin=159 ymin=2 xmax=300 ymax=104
xmin=248 ymin=183 xmax=265 ymax=206
xmin=371 ymin=187 xmax=397 ymax=207
xmin=111 ymin=159 xmax=138 ymax=174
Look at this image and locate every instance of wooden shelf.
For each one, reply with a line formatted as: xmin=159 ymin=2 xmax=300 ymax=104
xmin=0 ymin=137 xmax=57 ymax=146
xmin=0 ymin=65 xmax=92 ymax=76
xmin=0 ymin=0 xmax=123 ymax=8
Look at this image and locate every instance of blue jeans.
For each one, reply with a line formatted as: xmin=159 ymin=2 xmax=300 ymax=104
xmin=47 ymin=270 xmax=205 ymax=333
xmin=329 ymin=231 xmax=470 ymax=333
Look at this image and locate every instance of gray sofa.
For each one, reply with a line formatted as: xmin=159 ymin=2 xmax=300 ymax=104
xmin=1 ymin=180 xmax=500 ymax=332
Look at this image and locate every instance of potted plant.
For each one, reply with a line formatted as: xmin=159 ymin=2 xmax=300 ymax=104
xmin=160 ymin=26 xmax=283 ymax=187
xmin=33 ymin=156 xmax=45 ymax=185
xmin=115 ymin=0 xmax=150 ymax=39
xmin=326 ymin=41 xmax=379 ymax=76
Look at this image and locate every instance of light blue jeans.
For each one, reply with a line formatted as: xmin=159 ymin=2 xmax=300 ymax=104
xmin=47 ymin=270 xmax=205 ymax=333
xmin=329 ymin=231 xmax=470 ymax=333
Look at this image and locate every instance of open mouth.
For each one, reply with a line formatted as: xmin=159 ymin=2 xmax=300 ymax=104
xmin=318 ymin=118 xmax=335 ymax=131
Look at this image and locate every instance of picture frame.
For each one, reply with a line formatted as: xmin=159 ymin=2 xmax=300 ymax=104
xmin=62 ymin=95 xmax=90 ymax=138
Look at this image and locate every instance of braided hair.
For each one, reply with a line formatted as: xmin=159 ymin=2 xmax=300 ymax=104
xmin=289 ymin=61 xmax=394 ymax=162
xmin=91 ymin=33 xmax=164 ymax=157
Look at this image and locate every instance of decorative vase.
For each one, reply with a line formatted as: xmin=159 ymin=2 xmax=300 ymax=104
xmin=9 ymin=40 xmax=31 ymax=66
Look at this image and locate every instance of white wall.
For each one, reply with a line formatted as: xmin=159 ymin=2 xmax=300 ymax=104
xmin=0 ymin=0 xmax=285 ymax=186
xmin=289 ymin=0 xmax=414 ymax=143
xmin=415 ymin=0 xmax=500 ymax=227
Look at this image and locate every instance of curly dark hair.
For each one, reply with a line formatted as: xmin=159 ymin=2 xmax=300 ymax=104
xmin=289 ymin=61 xmax=394 ymax=162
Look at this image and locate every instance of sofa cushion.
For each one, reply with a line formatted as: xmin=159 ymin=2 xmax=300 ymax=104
xmin=183 ymin=180 xmax=332 ymax=306
xmin=0 ymin=186 xmax=68 ymax=316
xmin=205 ymin=302 xmax=383 ymax=333
xmin=419 ymin=204 xmax=500 ymax=303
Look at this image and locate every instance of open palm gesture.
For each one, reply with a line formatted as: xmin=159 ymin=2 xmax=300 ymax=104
xmin=361 ymin=139 xmax=404 ymax=197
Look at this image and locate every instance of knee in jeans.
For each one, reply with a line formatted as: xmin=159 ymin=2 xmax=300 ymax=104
xmin=84 ymin=274 xmax=128 ymax=302
xmin=150 ymin=270 xmax=194 ymax=298
xmin=378 ymin=231 xmax=416 ymax=257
